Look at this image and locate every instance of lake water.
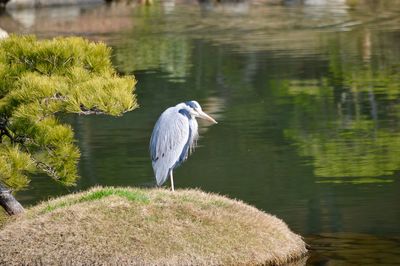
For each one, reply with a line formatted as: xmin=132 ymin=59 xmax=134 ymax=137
xmin=2 ymin=0 xmax=400 ymax=264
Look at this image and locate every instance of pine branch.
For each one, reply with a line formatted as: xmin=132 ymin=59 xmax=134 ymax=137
xmin=8 ymin=54 xmax=47 ymax=75
xmin=0 ymin=118 xmax=14 ymax=144
xmin=42 ymin=93 xmax=68 ymax=104
xmin=0 ymin=129 xmax=12 ymax=143
xmin=79 ymin=104 xmax=106 ymax=115
xmin=32 ymin=158 xmax=61 ymax=181
xmin=0 ymin=120 xmax=30 ymax=145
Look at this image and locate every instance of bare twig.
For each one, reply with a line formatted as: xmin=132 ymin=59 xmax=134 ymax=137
xmin=79 ymin=104 xmax=106 ymax=115
xmin=42 ymin=93 xmax=68 ymax=104
xmin=32 ymin=159 xmax=61 ymax=181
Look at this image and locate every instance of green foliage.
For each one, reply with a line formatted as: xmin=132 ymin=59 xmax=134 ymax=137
xmin=0 ymin=146 xmax=34 ymax=189
xmin=0 ymin=35 xmax=137 ymax=190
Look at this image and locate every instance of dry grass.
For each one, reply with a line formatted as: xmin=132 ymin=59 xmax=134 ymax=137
xmin=0 ymin=208 xmax=7 ymax=229
xmin=0 ymin=187 xmax=307 ymax=265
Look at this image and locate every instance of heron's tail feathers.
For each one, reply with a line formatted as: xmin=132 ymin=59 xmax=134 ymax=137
xmin=153 ymin=163 xmax=170 ymax=186
xmin=155 ymin=173 xmax=169 ymax=187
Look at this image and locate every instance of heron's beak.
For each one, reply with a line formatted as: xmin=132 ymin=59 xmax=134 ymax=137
xmin=198 ymin=110 xmax=218 ymax=124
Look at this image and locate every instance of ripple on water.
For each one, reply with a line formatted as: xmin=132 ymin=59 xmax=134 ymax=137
xmin=307 ymin=233 xmax=400 ymax=265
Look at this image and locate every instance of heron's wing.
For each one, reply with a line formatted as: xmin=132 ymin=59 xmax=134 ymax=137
xmin=150 ymin=108 xmax=190 ymax=186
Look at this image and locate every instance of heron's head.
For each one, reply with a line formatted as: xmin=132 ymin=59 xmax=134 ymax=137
xmin=180 ymin=100 xmax=218 ymax=124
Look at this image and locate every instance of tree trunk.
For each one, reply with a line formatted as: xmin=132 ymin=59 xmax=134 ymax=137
xmin=0 ymin=183 xmax=24 ymax=215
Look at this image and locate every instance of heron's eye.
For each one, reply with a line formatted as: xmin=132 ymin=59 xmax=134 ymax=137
xmin=192 ymin=108 xmax=200 ymax=115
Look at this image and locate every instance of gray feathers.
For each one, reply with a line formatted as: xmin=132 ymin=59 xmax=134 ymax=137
xmin=150 ymin=103 xmax=198 ymax=186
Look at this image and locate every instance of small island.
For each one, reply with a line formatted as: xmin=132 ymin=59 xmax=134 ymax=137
xmin=0 ymin=187 xmax=307 ymax=265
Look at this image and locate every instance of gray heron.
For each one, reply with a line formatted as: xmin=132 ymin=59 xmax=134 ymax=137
xmin=150 ymin=101 xmax=217 ymax=191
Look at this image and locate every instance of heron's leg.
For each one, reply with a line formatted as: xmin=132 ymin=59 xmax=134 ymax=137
xmin=170 ymin=170 xmax=175 ymax=192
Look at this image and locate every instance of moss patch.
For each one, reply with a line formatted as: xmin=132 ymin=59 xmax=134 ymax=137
xmin=43 ymin=187 xmax=149 ymax=213
xmin=0 ymin=186 xmax=307 ymax=265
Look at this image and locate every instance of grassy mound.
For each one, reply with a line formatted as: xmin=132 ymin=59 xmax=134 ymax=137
xmin=0 ymin=187 xmax=307 ymax=265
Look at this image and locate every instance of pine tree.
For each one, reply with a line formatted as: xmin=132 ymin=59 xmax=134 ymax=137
xmin=0 ymin=35 xmax=137 ymax=214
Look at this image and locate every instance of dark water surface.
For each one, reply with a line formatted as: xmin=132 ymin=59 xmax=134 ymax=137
xmin=2 ymin=0 xmax=400 ymax=264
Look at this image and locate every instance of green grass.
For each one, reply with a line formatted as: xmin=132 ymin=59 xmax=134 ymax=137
xmin=43 ymin=187 xmax=149 ymax=213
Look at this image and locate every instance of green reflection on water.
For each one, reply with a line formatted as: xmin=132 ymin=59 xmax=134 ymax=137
xmin=281 ymin=33 xmax=400 ymax=182
xmin=112 ymin=4 xmax=192 ymax=81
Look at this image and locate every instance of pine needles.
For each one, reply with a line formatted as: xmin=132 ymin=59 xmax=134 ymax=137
xmin=0 ymin=35 xmax=138 ymax=190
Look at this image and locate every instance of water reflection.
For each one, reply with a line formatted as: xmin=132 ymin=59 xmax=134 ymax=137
xmin=198 ymin=96 xmax=226 ymax=133
xmin=308 ymin=233 xmax=400 ymax=265
xmin=0 ymin=2 xmax=135 ymax=40
xmin=283 ymin=42 xmax=400 ymax=182
xmin=1 ymin=1 xmax=400 ymax=265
